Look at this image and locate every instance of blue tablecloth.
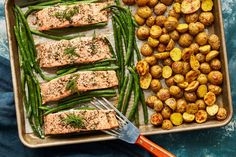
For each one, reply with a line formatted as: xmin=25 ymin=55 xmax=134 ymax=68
xmin=1 ymin=0 xmax=236 ymax=156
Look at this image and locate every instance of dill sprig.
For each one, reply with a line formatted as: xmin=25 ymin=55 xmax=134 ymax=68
xmin=62 ymin=113 xmax=85 ymax=128
xmin=64 ymin=47 xmax=79 ymax=57
xmin=66 ymin=74 xmax=80 ymax=92
xmin=54 ymin=6 xmax=80 ymax=21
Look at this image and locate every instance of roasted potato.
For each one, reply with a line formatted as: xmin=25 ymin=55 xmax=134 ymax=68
xmin=153 ymin=99 xmax=164 ymax=112
xmin=179 ymin=33 xmax=193 ymax=47
xmin=199 ymin=45 xmax=211 ymax=55
xmin=150 ymin=25 xmax=162 ymax=39
xmin=122 ymin=0 xmax=135 ymax=5
xmin=160 ymin=0 xmax=174 ymax=5
xmin=181 ymin=0 xmax=200 ymax=14
xmin=201 ymin=0 xmax=213 ymax=12
xmin=197 ymin=84 xmax=208 ymax=98
xmin=183 ymin=112 xmax=195 ymax=122
xmin=173 ymin=2 xmax=181 ymax=13
xmin=170 ymin=30 xmax=180 ymax=41
xmin=162 ymin=66 xmax=173 ymax=78
xmin=204 ymin=91 xmax=216 ymax=106
xmin=182 ymin=62 xmax=191 ymax=75
xmin=200 ymin=62 xmax=211 ymax=74
xmin=177 ymin=23 xmax=189 ymax=33
xmin=146 ymin=16 xmax=156 ymax=27
xmin=195 ymin=110 xmax=208 ymax=123
xmin=172 ymin=61 xmax=184 ymax=74
xmin=137 ymin=6 xmax=152 ymax=19
xmin=155 ymin=15 xmax=167 ymax=27
xmin=136 ymin=26 xmax=150 ymax=40
xmin=164 ymin=16 xmax=179 ymax=32
xmin=150 ymin=79 xmax=162 ymax=92
xmin=208 ymin=34 xmax=220 ymax=50
xmin=157 ymin=88 xmax=171 ymax=101
xmin=176 ymin=99 xmax=187 ymax=113
xmin=174 ymin=74 xmax=185 ymax=83
xmin=155 ymin=52 xmax=170 ymax=59
xmin=170 ymin=85 xmax=183 ymax=98
xmin=189 ymin=43 xmax=199 ymax=54
xmin=206 ymin=104 xmax=219 ymax=116
xmin=185 ymin=70 xmax=200 ymax=82
xmin=165 ymin=76 xmax=176 ymax=87
xmin=154 ymin=3 xmax=167 ymax=15
xmin=148 ymin=37 xmax=159 ymax=48
xmin=196 ymin=99 xmax=206 ymax=110
xmin=195 ymin=32 xmax=208 ymax=46
xmin=166 ymin=39 xmax=176 ymax=51
xmin=182 ymin=48 xmax=193 ymax=61
xmin=146 ymin=95 xmax=158 ymax=108
xmin=210 ymin=59 xmax=222 ymax=70
xmin=170 ymin=48 xmax=182 ymax=62
xmin=184 ymin=12 xmax=199 ymax=23
xmin=168 ymin=9 xmax=180 ymax=19
xmin=190 ymin=55 xmax=200 ymax=70
xmin=170 ymin=113 xmax=183 ymax=126
xmin=162 ymin=120 xmax=173 ymax=130
xmin=161 ymin=106 xmax=172 ymax=119
xmin=178 ymin=81 xmax=189 ymax=89
xmin=141 ymin=43 xmax=153 ymax=56
xmin=145 ymin=55 xmax=157 ymax=65
xmin=185 ymin=80 xmax=199 ymax=92
xmin=150 ymin=113 xmax=163 ymax=126
xmin=140 ymin=73 xmax=152 ymax=89
xmin=206 ymin=50 xmax=219 ymax=62
xmin=189 ymin=22 xmax=200 ymax=36
xmin=134 ymin=14 xmax=145 ymax=26
xmin=216 ymin=107 xmax=227 ymax=121
xmin=147 ymin=0 xmax=158 ymax=7
xmin=197 ymin=74 xmax=208 ymax=84
xmin=184 ymin=92 xmax=197 ymax=102
xmin=199 ymin=12 xmax=214 ymax=26
xmin=150 ymin=65 xmax=162 ymax=78
xmin=136 ymin=60 xmax=150 ymax=76
xmin=195 ymin=22 xmax=205 ymax=32
xmin=163 ymin=58 xmax=173 ymax=66
xmin=165 ymin=98 xmax=177 ymax=111
xmin=186 ymin=103 xmax=199 ymax=114
xmin=157 ymin=44 xmax=167 ymax=52
xmin=159 ymin=34 xmax=171 ymax=44
xmin=196 ymin=53 xmax=205 ymax=63
xmin=208 ymin=84 xmax=222 ymax=95
xmin=208 ymin=71 xmax=223 ymax=85
xmin=135 ymin=0 xmax=150 ymax=6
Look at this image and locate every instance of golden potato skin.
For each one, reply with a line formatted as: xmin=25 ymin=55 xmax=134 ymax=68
xmin=155 ymin=15 xmax=167 ymax=27
xmin=146 ymin=16 xmax=156 ymax=27
xmin=210 ymin=59 xmax=222 ymax=70
xmin=170 ymin=113 xmax=183 ymax=126
xmin=150 ymin=113 xmax=163 ymax=126
xmin=170 ymin=30 xmax=180 ymax=41
xmin=186 ymin=103 xmax=199 ymax=114
xmin=199 ymin=12 xmax=214 ymax=26
xmin=154 ymin=99 xmax=164 ymax=112
xmin=168 ymin=9 xmax=181 ymax=19
xmin=161 ymin=106 xmax=172 ymax=119
xmin=189 ymin=22 xmax=200 ymax=36
xmin=196 ymin=53 xmax=205 ymax=63
xmin=134 ymin=14 xmax=145 ymax=26
xmin=146 ymin=95 xmax=158 ymax=108
xmin=136 ymin=26 xmax=150 ymax=40
xmin=150 ymin=25 xmax=162 ymax=39
xmin=184 ymin=92 xmax=197 ymax=102
xmin=216 ymin=107 xmax=227 ymax=121
xmin=141 ymin=43 xmax=153 ymax=56
xmin=195 ymin=32 xmax=208 ymax=46
xmin=140 ymin=73 xmax=152 ymax=89
xmin=172 ymin=61 xmax=184 ymax=74
xmin=147 ymin=37 xmax=159 ymax=48
xmin=165 ymin=98 xmax=177 ymax=111
xmin=157 ymin=88 xmax=171 ymax=101
xmin=147 ymin=0 xmax=158 ymax=7
xmin=197 ymin=84 xmax=208 ymax=98
xmin=195 ymin=110 xmax=208 ymax=123
xmin=170 ymin=85 xmax=182 ymax=98
xmin=197 ymin=74 xmax=208 ymax=85
xmin=145 ymin=55 xmax=157 ymax=65
xmin=178 ymin=33 xmax=193 ymax=47
xmin=200 ymin=62 xmax=211 ymax=74
xmin=163 ymin=58 xmax=173 ymax=66
xmin=150 ymin=79 xmax=162 ymax=92
xmin=195 ymin=22 xmax=205 ymax=32
xmin=164 ymin=16 xmax=179 ymax=32
xmin=206 ymin=50 xmax=220 ymax=62
xmin=154 ymin=3 xmax=167 ymax=15
xmin=182 ymin=62 xmax=191 ymax=75
xmin=204 ymin=91 xmax=216 ymax=106
xmin=196 ymin=99 xmax=206 ymax=110
xmin=137 ymin=6 xmax=152 ymax=19
xmin=183 ymin=112 xmax=195 ymax=122
xmin=189 ymin=43 xmax=199 ymax=54
xmin=136 ymin=60 xmax=150 ymax=76
xmin=208 ymin=71 xmax=223 ymax=85
xmin=208 ymin=84 xmax=222 ymax=95
xmin=160 ymin=0 xmax=174 ymax=5
xmin=185 ymin=70 xmax=200 ymax=83
xmin=162 ymin=120 xmax=173 ymax=130
xmin=150 ymin=65 xmax=162 ymax=78
xmin=184 ymin=13 xmax=199 ymax=24
xmin=208 ymin=34 xmax=220 ymax=50
xmin=176 ymin=99 xmax=187 ymax=113
xmin=123 ymin=0 xmax=135 ymax=5
xmin=165 ymin=76 xmax=176 ymax=87
xmin=154 ymin=52 xmax=170 ymax=59
xmin=166 ymin=39 xmax=176 ymax=51
xmin=136 ymin=0 xmax=150 ymax=7
xmin=174 ymin=74 xmax=185 ymax=84
xmin=159 ymin=34 xmax=171 ymax=44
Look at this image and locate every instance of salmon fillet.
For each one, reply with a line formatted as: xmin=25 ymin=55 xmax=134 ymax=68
xmin=44 ymin=110 xmax=119 ymax=135
xmin=35 ymin=3 xmax=108 ymax=31
xmin=37 ymin=37 xmax=112 ymax=68
xmin=40 ymin=70 xmax=118 ymax=104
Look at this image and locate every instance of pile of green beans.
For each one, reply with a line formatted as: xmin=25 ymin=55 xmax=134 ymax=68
xmin=106 ymin=4 xmax=149 ymax=124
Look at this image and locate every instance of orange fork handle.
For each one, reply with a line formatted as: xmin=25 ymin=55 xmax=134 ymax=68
xmin=135 ymin=135 xmax=176 ymax=157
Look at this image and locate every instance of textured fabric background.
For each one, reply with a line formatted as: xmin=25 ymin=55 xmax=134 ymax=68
xmin=1 ymin=0 xmax=236 ymax=156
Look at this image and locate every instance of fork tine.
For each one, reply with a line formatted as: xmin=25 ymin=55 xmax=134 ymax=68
xmin=90 ymin=101 xmax=103 ymax=110
xmin=103 ymin=130 xmax=118 ymax=137
xmin=93 ymin=97 xmax=110 ymax=110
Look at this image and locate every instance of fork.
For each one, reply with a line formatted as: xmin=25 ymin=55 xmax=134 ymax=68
xmin=91 ymin=97 xmax=176 ymax=157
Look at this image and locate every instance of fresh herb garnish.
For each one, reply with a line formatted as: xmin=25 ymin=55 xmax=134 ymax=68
xmin=54 ymin=6 xmax=79 ymax=21
xmin=64 ymin=47 xmax=79 ymax=57
xmin=62 ymin=113 xmax=85 ymax=128
xmin=90 ymin=34 xmax=97 ymax=55
xmin=66 ymin=74 xmax=79 ymax=92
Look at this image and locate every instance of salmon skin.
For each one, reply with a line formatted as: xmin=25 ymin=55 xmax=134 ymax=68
xmin=40 ymin=70 xmax=118 ymax=104
xmin=44 ymin=110 xmax=119 ymax=135
xmin=35 ymin=3 xmax=109 ymax=31
xmin=37 ymin=37 xmax=112 ymax=68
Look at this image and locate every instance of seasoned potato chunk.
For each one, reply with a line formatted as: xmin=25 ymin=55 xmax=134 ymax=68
xmin=165 ymin=98 xmax=177 ymax=111
xmin=204 ymin=91 xmax=216 ymax=106
xmin=190 ymin=55 xmax=200 ymax=70
xmin=195 ymin=110 xmax=208 ymax=123
xmin=137 ymin=6 xmax=152 ymax=19
xmin=216 ymin=107 xmax=227 ymax=121
xmin=186 ymin=103 xmax=199 ymax=114
xmin=170 ymin=113 xmax=183 ymax=126
xmin=162 ymin=120 xmax=173 ymax=130
xmin=183 ymin=112 xmax=195 ymax=122
xmin=199 ymin=12 xmax=214 ymax=26
xmin=150 ymin=65 xmax=162 ymax=79
xmin=136 ymin=60 xmax=149 ymax=76
xmin=201 ymin=0 xmax=214 ymax=12
xmin=206 ymin=104 xmax=219 ymax=116
xmin=146 ymin=95 xmax=158 ymax=108
xmin=150 ymin=79 xmax=162 ymax=92
xmin=178 ymin=33 xmax=193 ymax=47
xmin=170 ymin=48 xmax=182 ymax=61
xmin=150 ymin=113 xmax=163 ymax=126
xmin=206 ymin=50 xmax=219 ymax=62
xmin=208 ymin=71 xmax=223 ymax=85
xmin=140 ymin=73 xmax=152 ymax=89
xmin=157 ymin=88 xmax=171 ymax=101
xmin=176 ymin=99 xmax=187 ymax=113
xmin=185 ymin=81 xmax=199 ymax=92
xmin=162 ymin=66 xmax=173 ymax=79
xmin=154 ymin=99 xmax=164 ymax=112
xmin=154 ymin=3 xmax=167 ymax=15
xmin=161 ymin=106 xmax=172 ymax=119
xmin=208 ymin=34 xmax=220 ymax=50
xmin=181 ymin=0 xmax=200 ymax=14
xmin=197 ymin=85 xmax=208 ymax=98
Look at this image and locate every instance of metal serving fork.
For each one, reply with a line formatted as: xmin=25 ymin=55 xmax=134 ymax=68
xmin=91 ymin=97 xmax=176 ymax=157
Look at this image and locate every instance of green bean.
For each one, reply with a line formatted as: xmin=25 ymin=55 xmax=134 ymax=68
xmin=25 ymin=5 xmax=48 ymax=17
xmin=101 ymin=5 xmax=127 ymax=12
xmin=122 ymin=75 xmax=133 ymax=115
xmin=127 ymin=67 xmax=140 ymax=121
xmin=134 ymin=37 xmax=141 ymax=61
xmin=44 ymin=98 xmax=92 ymax=114
xmin=80 ymin=65 xmax=119 ymax=71
xmin=125 ymin=9 xmax=134 ymax=65
xmin=139 ymin=88 xmax=148 ymax=124
xmin=135 ymin=107 xmax=140 ymax=127
xmin=116 ymin=76 xmax=129 ymax=111
xmin=75 ymin=107 xmax=96 ymax=110
xmin=103 ymin=37 xmax=116 ymax=58
xmin=117 ymin=26 xmax=125 ymax=87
